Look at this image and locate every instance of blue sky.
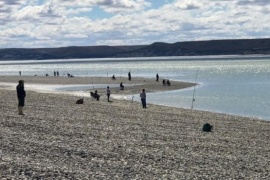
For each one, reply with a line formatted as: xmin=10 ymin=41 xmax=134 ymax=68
xmin=0 ymin=0 xmax=270 ymax=48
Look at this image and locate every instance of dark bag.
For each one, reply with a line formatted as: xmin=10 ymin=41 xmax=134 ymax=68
xmin=76 ymin=99 xmax=84 ymax=104
xmin=202 ymin=123 xmax=213 ymax=132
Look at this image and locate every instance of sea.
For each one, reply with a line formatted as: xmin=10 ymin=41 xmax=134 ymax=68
xmin=1 ymin=55 xmax=270 ymax=121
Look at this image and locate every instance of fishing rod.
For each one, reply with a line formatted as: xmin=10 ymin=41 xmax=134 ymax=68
xmin=191 ymin=69 xmax=199 ymax=110
xmin=92 ymin=77 xmax=94 ymax=90
xmin=120 ymin=69 xmax=122 ymax=79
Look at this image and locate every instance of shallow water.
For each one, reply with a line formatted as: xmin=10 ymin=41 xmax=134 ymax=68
xmin=1 ymin=55 xmax=270 ymax=120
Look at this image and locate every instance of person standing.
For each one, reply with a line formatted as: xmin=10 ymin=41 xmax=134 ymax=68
xmin=106 ymin=86 xmax=111 ymax=102
xmin=156 ymin=73 xmax=159 ymax=81
xmin=128 ymin=71 xmax=131 ymax=81
xmin=140 ymin=89 xmax=146 ymax=108
xmin=16 ymin=80 xmax=26 ymax=115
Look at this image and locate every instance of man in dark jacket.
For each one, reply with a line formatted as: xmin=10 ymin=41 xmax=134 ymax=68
xmin=16 ymin=80 xmax=26 ymax=115
xmin=140 ymin=89 xmax=146 ymax=108
xmin=128 ymin=71 xmax=131 ymax=81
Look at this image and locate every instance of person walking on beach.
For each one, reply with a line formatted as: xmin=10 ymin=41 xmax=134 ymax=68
xmin=16 ymin=80 xmax=26 ymax=115
xmin=156 ymin=73 xmax=159 ymax=82
xmin=106 ymin=86 xmax=111 ymax=102
xmin=140 ymin=89 xmax=146 ymax=108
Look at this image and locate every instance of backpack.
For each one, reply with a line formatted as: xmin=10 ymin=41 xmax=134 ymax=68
xmin=202 ymin=123 xmax=213 ymax=132
xmin=76 ymin=99 xmax=84 ymax=104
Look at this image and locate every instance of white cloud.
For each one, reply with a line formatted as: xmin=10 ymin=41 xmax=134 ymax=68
xmin=48 ymin=0 xmax=150 ymax=13
xmin=99 ymin=0 xmax=151 ymax=13
xmin=1 ymin=0 xmax=270 ymax=48
xmin=64 ymin=7 xmax=93 ymax=16
xmin=174 ymin=0 xmax=201 ymax=10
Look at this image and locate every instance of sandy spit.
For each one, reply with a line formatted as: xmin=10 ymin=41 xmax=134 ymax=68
xmin=0 ymin=75 xmax=195 ymax=95
xmin=0 ymin=76 xmax=269 ymax=179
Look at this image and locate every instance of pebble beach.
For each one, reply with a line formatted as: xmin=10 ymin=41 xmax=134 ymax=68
xmin=0 ymin=76 xmax=270 ymax=179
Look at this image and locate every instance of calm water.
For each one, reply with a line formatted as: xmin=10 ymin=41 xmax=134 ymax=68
xmin=1 ymin=55 xmax=270 ymax=120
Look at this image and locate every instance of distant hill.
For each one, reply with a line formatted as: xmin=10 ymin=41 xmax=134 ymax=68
xmin=1 ymin=38 xmax=270 ymax=60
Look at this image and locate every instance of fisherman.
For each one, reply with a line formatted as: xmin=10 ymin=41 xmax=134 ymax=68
xmin=106 ymin=86 xmax=111 ymax=102
xmin=16 ymin=80 xmax=26 ymax=115
xmin=140 ymin=89 xmax=147 ymax=108
xmin=128 ymin=71 xmax=131 ymax=81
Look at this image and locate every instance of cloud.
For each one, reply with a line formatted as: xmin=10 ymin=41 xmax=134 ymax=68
xmin=10 ymin=4 xmax=61 ymax=21
xmin=2 ymin=0 xmax=25 ymax=5
xmin=98 ymin=0 xmax=151 ymax=13
xmin=48 ymin=0 xmax=150 ymax=13
xmin=173 ymin=0 xmax=201 ymax=10
xmin=237 ymin=0 xmax=270 ymax=6
xmin=1 ymin=0 xmax=270 ymax=48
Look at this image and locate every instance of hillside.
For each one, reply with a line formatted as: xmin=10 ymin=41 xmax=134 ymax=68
xmin=1 ymin=38 xmax=270 ymax=60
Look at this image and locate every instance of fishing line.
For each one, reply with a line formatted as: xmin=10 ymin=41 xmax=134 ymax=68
xmin=191 ymin=69 xmax=199 ymax=110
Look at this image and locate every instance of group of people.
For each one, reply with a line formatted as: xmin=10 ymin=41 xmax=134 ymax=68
xmin=90 ymin=86 xmax=111 ymax=102
xmin=17 ymin=81 xmax=147 ymax=116
xmin=90 ymin=90 xmax=100 ymax=101
xmin=19 ymin=71 xmax=61 ymax=77
xmin=67 ymin=73 xmax=74 ymax=77
xmin=111 ymin=72 xmax=131 ymax=81
xmin=162 ymin=79 xmax=171 ymax=86
xmin=17 ymin=71 xmax=169 ymax=114
xmin=157 ymin=73 xmax=171 ymax=86
xmin=54 ymin=71 xmax=60 ymax=76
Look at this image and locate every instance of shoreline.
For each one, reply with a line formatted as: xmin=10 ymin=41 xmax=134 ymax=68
xmin=0 ymin=75 xmax=266 ymax=121
xmin=0 ymin=76 xmax=270 ymax=178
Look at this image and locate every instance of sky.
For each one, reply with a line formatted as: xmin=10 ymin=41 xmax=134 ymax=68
xmin=0 ymin=0 xmax=270 ymax=48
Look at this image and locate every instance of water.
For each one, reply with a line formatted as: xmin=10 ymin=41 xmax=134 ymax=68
xmin=1 ymin=55 xmax=270 ymax=120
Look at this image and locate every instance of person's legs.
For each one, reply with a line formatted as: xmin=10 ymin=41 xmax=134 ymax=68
xmin=107 ymin=94 xmax=110 ymax=102
xmin=18 ymin=106 xmax=21 ymax=114
xmin=18 ymin=106 xmax=25 ymax=115
xmin=18 ymin=98 xmax=25 ymax=115
xmin=142 ymin=99 xmax=146 ymax=108
xmin=143 ymin=99 xmax=147 ymax=108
